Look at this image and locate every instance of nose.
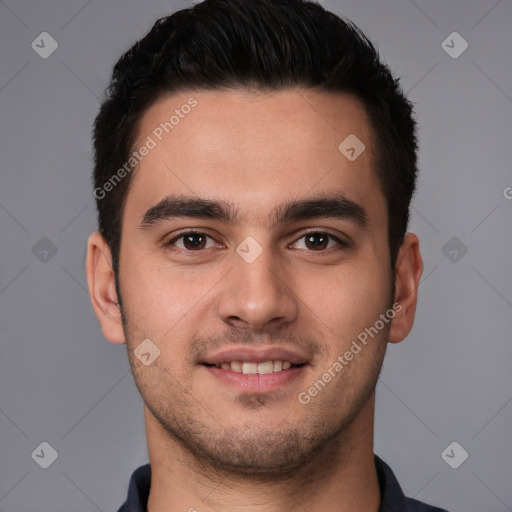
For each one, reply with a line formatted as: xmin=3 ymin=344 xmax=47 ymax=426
xmin=215 ymin=242 xmax=299 ymax=332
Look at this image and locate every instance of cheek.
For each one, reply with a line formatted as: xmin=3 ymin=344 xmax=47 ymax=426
xmin=301 ymin=260 xmax=391 ymax=347
xmin=119 ymin=247 xmax=223 ymax=349
xmin=119 ymin=251 xmax=187 ymax=334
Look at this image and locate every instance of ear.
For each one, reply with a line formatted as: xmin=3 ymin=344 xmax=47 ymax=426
xmin=85 ymin=231 xmax=126 ymax=344
xmin=388 ymin=233 xmax=423 ymax=344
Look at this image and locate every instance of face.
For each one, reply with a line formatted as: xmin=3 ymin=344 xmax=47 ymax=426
xmin=87 ymin=88 xmax=422 ymax=478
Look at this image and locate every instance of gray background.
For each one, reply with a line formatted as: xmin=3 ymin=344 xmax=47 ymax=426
xmin=0 ymin=0 xmax=511 ymax=510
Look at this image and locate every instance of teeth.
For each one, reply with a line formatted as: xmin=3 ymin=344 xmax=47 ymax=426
xmin=257 ymin=361 xmax=274 ymax=375
xmin=273 ymin=360 xmax=283 ymax=372
xmin=230 ymin=361 xmax=243 ymax=372
xmin=215 ymin=360 xmax=299 ymax=373
xmin=242 ymin=362 xmax=258 ymax=375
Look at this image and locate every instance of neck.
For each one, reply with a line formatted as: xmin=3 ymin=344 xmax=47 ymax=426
xmin=145 ymin=396 xmax=381 ymax=512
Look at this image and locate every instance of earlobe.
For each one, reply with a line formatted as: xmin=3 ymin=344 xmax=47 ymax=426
xmin=388 ymin=233 xmax=423 ymax=344
xmin=85 ymin=231 xmax=126 ymax=345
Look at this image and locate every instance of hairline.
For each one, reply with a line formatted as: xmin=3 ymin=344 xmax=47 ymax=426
xmin=122 ymin=84 xmax=385 ymax=238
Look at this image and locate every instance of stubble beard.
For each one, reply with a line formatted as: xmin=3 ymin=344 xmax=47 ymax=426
xmin=116 ymin=275 xmax=391 ymax=482
xmin=123 ymin=328 xmax=386 ymax=483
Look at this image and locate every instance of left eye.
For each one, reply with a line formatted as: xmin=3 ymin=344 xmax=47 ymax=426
xmin=291 ymin=231 xmax=344 ymax=251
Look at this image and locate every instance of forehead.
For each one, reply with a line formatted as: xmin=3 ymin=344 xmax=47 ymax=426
xmin=126 ymin=88 xmax=385 ymax=227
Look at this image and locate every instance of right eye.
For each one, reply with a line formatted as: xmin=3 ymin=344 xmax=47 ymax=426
xmin=164 ymin=230 xmax=222 ymax=252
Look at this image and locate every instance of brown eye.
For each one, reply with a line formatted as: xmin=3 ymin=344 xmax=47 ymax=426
xmin=166 ymin=231 xmax=216 ymax=251
xmin=304 ymin=232 xmax=330 ymax=250
xmin=182 ymin=233 xmax=207 ymax=250
xmin=291 ymin=231 xmax=347 ymax=251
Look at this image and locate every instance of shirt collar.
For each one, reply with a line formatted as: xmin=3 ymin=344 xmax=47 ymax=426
xmin=117 ymin=455 xmax=446 ymax=512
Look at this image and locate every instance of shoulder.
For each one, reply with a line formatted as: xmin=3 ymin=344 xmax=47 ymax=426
xmin=116 ymin=464 xmax=151 ymax=512
xmin=404 ymin=496 xmax=451 ymax=512
xmin=375 ymin=455 xmax=451 ymax=512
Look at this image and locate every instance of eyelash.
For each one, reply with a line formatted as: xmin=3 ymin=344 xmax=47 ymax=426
xmin=164 ymin=229 xmax=349 ymax=253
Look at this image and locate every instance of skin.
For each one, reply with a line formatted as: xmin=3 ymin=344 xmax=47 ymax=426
xmin=86 ymin=88 xmax=423 ymax=512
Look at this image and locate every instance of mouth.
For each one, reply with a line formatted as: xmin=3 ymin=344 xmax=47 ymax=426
xmin=203 ymin=360 xmax=305 ymax=374
xmin=199 ymin=347 xmax=310 ymax=393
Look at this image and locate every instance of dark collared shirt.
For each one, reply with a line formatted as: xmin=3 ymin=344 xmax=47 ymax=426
xmin=117 ymin=455 xmax=450 ymax=511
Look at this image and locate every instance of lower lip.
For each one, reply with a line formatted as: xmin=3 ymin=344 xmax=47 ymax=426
xmin=202 ymin=365 xmax=306 ymax=393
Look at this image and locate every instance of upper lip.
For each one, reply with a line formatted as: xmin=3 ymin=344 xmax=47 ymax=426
xmin=201 ymin=346 xmax=309 ymax=365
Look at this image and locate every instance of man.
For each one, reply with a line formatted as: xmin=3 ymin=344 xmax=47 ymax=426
xmin=85 ymin=0 xmax=449 ymax=510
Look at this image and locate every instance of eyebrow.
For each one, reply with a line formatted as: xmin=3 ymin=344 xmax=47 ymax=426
xmin=139 ymin=193 xmax=368 ymax=230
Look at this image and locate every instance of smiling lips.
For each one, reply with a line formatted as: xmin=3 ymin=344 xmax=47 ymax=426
xmin=201 ymin=347 xmax=310 ymax=393
xmin=201 ymin=347 xmax=309 ymax=375
xmin=215 ymin=360 xmax=298 ymax=374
